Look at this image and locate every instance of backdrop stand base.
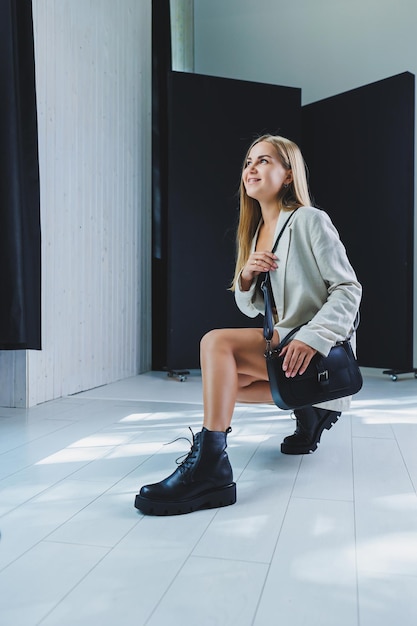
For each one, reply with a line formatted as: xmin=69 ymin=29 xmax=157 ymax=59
xmin=164 ymin=368 xmax=190 ymax=382
xmin=382 ymin=369 xmax=417 ymax=382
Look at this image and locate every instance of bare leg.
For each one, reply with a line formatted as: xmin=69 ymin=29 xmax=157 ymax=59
xmin=236 ymin=376 xmax=273 ymax=403
xmin=200 ymin=327 xmax=277 ymax=431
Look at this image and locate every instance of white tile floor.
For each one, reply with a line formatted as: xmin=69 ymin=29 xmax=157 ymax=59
xmin=1 ymin=369 xmax=417 ymax=625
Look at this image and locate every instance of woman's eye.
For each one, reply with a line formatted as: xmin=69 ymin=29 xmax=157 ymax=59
xmin=245 ymin=158 xmax=268 ymax=167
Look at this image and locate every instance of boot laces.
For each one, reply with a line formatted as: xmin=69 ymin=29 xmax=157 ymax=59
xmin=163 ymin=426 xmax=231 ymax=472
xmin=164 ymin=427 xmax=199 ymax=471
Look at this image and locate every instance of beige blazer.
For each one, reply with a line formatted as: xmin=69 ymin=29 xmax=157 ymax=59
xmin=235 ymin=206 xmax=362 ymax=412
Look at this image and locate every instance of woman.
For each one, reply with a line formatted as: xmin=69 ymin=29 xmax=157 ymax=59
xmin=135 ymin=134 xmax=362 ymax=516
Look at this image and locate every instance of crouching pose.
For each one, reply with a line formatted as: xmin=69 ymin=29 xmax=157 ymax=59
xmin=135 ymin=134 xmax=362 ymax=516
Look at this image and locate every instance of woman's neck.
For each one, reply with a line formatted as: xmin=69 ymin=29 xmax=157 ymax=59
xmin=260 ymin=203 xmax=280 ymax=229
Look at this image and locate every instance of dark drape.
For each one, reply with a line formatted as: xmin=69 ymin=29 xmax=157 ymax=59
xmin=302 ymin=72 xmax=414 ymax=370
xmin=0 ymin=0 xmax=41 ymax=349
xmin=164 ymin=73 xmax=301 ymax=369
xmin=151 ymin=0 xmax=171 ymax=368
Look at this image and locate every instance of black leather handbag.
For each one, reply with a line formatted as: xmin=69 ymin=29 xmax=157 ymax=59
xmin=260 ymin=213 xmax=363 ymax=411
xmin=263 ymin=319 xmax=363 ymax=410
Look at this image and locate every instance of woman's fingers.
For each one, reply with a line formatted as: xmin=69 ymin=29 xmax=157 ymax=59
xmin=251 ymin=252 xmax=278 ymax=272
xmin=280 ymin=340 xmax=317 ymax=378
xmin=240 ymin=251 xmax=278 ymax=285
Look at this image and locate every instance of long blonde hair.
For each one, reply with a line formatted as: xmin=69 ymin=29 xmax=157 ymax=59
xmin=231 ymin=135 xmax=312 ymax=290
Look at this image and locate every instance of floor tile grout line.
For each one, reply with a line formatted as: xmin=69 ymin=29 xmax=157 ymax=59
xmin=250 ymin=454 xmax=303 ymax=626
xmin=0 ymin=485 xmax=117 ymax=574
xmin=0 ymin=406 xmax=167 ymax=486
xmin=0 ymin=447 xmax=159 ymax=572
xmin=289 ymin=494 xmax=354 ymax=503
xmin=141 ymin=514 xmax=220 ymax=626
xmin=71 ymin=394 xmax=206 ymax=405
xmin=0 ymin=419 xmax=85 ymax=460
xmin=0 ymin=458 xmax=116 ymax=521
xmin=0 ymin=434 xmax=152 ymax=521
xmin=173 ymin=552 xmax=272 ymax=567
xmin=35 ymin=515 xmax=146 ymax=626
xmin=350 ymin=413 xmax=361 ymax=626
xmin=391 ymin=424 xmax=417 ymax=495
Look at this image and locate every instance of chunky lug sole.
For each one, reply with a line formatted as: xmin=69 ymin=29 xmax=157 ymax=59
xmin=134 ymin=483 xmax=237 ymax=516
xmin=281 ymin=411 xmax=340 ymax=455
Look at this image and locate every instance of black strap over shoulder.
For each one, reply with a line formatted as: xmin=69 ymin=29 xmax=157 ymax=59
xmin=260 ymin=211 xmax=297 ymax=342
xmin=271 ymin=212 xmax=296 ymax=254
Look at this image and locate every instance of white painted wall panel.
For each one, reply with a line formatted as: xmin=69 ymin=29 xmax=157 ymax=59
xmin=171 ymin=0 xmax=194 ymax=72
xmin=24 ymin=0 xmax=152 ymax=406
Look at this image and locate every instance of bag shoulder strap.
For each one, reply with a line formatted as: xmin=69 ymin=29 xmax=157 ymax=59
xmin=271 ymin=211 xmax=297 ymax=253
xmin=261 ymin=210 xmax=297 ymax=342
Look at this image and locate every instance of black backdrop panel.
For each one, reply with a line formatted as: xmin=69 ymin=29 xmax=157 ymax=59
xmin=302 ymin=72 xmax=415 ymax=369
xmin=0 ymin=0 xmax=41 ymax=349
xmin=162 ymin=72 xmax=301 ymax=369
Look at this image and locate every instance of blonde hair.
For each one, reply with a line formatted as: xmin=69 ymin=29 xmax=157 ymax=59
xmin=231 ymin=135 xmax=312 ymax=290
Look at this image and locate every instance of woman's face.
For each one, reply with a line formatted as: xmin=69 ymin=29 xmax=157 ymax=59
xmin=242 ymin=141 xmax=292 ymax=204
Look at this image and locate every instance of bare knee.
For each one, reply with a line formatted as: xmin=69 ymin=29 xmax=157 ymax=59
xmin=200 ymin=328 xmax=230 ymax=357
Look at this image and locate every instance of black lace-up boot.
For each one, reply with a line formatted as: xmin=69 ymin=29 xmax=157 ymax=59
xmin=134 ymin=427 xmax=236 ymax=515
xmin=280 ymin=407 xmax=341 ymax=455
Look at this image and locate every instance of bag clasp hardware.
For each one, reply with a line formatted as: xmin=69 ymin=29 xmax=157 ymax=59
xmin=318 ymin=370 xmax=329 ymax=383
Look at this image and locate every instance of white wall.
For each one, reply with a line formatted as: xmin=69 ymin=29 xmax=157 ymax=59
xmin=5 ymin=0 xmax=152 ymax=407
xmin=194 ymin=0 xmax=415 ymax=105
xmin=194 ymin=0 xmax=417 ymax=367
xmin=171 ymin=0 xmax=194 ymax=72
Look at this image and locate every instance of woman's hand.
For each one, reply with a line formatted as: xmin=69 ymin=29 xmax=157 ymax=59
xmin=280 ymin=339 xmax=317 ymax=378
xmin=240 ymin=251 xmax=278 ymax=289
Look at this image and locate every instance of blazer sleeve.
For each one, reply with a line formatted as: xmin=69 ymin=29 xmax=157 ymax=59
xmin=293 ymin=209 xmax=362 ymax=356
xmin=234 ymin=269 xmax=264 ymax=318
xmin=234 ymin=224 xmax=265 ymax=318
